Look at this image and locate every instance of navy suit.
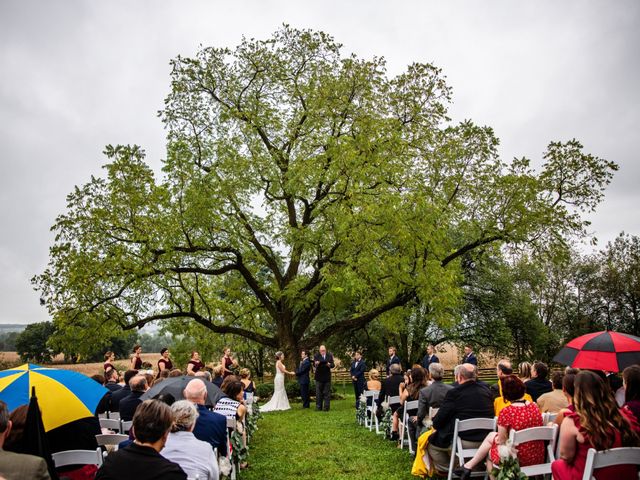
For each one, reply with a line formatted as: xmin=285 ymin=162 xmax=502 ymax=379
xmin=350 ymin=359 xmax=367 ymax=408
xmin=192 ymin=404 xmax=228 ymax=456
xmin=420 ymin=354 xmax=440 ymax=371
xmin=385 ymin=354 xmax=402 ymax=376
xmin=295 ymin=357 xmax=311 ymax=408
xmin=119 ymin=390 xmax=144 ymax=421
xmin=463 ymin=352 xmax=478 ymax=366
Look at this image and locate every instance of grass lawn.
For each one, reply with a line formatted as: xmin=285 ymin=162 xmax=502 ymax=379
xmin=242 ymin=387 xmax=417 ymax=480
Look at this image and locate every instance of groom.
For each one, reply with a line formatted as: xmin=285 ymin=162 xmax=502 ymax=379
xmin=295 ymin=349 xmax=311 ymax=408
xmin=313 ymin=345 xmax=334 ymax=411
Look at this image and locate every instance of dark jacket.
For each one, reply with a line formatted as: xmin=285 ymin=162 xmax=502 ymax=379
xmin=95 ymin=443 xmax=186 ymax=480
xmin=525 ymin=377 xmax=553 ymax=402
xmin=109 ymin=385 xmax=131 ymax=411
xmin=431 ymin=380 xmax=494 ymax=448
xmin=378 ymin=372 xmax=404 ymax=406
xmin=47 ymin=417 xmax=101 ymax=454
xmin=350 ymin=359 xmax=367 ymax=387
xmin=416 ymin=380 xmax=452 ymax=424
xmin=96 ymin=381 xmax=123 ymax=414
xmin=119 ymin=390 xmax=145 ymax=421
xmin=313 ymin=353 xmax=335 ymax=383
xmin=462 ymin=352 xmax=478 ymax=366
xmin=385 ymin=355 xmax=402 ymax=376
xmin=192 ymin=404 xmax=228 ymax=456
xmin=420 ymin=354 xmax=440 ymax=370
xmin=295 ymin=357 xmax=311 ymax=385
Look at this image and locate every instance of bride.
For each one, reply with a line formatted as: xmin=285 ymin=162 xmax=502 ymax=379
xmin=260 ymin=351 xmax=294 ymax=412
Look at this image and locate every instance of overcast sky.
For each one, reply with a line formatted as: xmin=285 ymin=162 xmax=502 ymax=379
xmin=1 ymin=0 xmax=638 ymax=325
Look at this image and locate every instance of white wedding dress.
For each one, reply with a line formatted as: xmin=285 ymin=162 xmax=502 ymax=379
xmin=260 ymin=364 xmax=290 ymax=412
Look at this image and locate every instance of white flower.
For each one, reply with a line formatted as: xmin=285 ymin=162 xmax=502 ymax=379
xmin=498 ymin=439 xmax=518 ymax=461
xmin=218 ymin=456 xmax=232 ymax=476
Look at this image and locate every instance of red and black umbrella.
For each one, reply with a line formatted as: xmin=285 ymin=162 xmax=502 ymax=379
xmin=553 ymin=331 xmax=640 ymax=372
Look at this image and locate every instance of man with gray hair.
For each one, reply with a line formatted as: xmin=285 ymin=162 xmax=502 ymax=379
xmin=0 ymin=400 xmax=51 ymax=479
xmin=427 ymin=364 xmax=494 ymax=474
xmin=377 ymin=362 xmax=405 ymax=440
xmin=119 ymin=374 xmax=148 ymax=421
xmin=183 ymin=379 xmax=227 ymax=456
xmin=161 ymin=400 xmax=219 ymax=480
xmin=415 ymin=363 xmax=453 ymax=436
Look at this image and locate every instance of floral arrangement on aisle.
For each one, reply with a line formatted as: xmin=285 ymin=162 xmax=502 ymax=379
xmin=380 ymin=408 xmax=393 ymax=438
xmin=490 ymin=439 xmax=527 ymax=480
xmin=356 ymin=395 xmax=367 ymax=424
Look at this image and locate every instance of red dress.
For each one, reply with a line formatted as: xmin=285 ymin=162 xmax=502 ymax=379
xmin=490 ymin=401 xmax=544 ymax=466
xmin=223 ymin=356 xmax=233 ymax=377
xmin=551 ymin=410 xmax=639 ymax=480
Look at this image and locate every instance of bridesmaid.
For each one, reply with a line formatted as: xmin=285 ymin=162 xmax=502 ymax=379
xmin=130 ymin=344 xmax=143 ymax=370
xmin=187 ymin=351 xmax=205 ymax=375
xmin=158 ymin=347 xmax=173 ymax=374
xmin=221 ymin=347 xmax=235 ymax=378
xmin=103 ymin=351 xmax=115 ymax=372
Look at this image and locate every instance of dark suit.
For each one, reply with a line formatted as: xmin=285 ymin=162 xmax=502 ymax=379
xmin=109 ymin=385 xmax=130 ymax=411
xmin=350 ymin=359 xmax=367 ymax=408
xmin=295 ymin=357 xmax=311 ymax=408
xmin=463 ymin=352 xmax=478 ymax=366
xmin=0 ymin=449 xmax=51 ymax=480
xmin=420 ymin=353 xmax=440 ymax=371
xmin=95 ymin=443 xmax=186 ymax=480
xmin=313 ymin=352 xmax=335 ymax=411
xmin=378 ymin=372 xmax=404 ymax=414
xmin=96 ymin=381 xmax=122 ymax=414
xmin=119 ymin=390 xmax=145 ymax=421
xmin=385 ymin=354 xmax=402 ymax=376
xmin=431 ymin=380 xmax=494 ymax=448
xmin=525 ymin=377 xmax=553 ymax=402
xmin=192 ymin=403 xmax=228 ymax=456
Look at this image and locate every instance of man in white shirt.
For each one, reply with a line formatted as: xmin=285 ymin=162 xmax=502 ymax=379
xmin=162 ymin=400 xmax=219 ymax=480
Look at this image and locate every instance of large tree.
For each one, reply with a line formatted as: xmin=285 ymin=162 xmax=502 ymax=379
xmin=35 ymin=26 xmax=617 ymax=362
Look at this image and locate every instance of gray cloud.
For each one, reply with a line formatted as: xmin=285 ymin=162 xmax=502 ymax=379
xmin=1 ymin=0 xmax=638 ymax=324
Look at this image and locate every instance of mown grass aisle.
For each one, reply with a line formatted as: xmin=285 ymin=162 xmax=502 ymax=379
xmin=243 ymin=392 xmax=416 ymax=480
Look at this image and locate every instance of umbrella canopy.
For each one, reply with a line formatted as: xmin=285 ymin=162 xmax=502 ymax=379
xmin=141 ymin=375 xmax=224 ymax=406
xmin=553 ymin=331 xmax=640 ymax=372
xmin=0 ymin=363 xmax=108 ymax=431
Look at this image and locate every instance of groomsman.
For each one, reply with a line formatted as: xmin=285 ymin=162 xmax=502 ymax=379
xmin=295 ymin=349 xmax=311 ymax=408
xmin=350 ymin=351 xmax=367 ymax=409
xmin=420 ymin=345 xmax=439 ymax=371
xmin=462 ymin=345 xmax=478 ymax=366
xmin=386 ymin=346 xmax=402 ymax=376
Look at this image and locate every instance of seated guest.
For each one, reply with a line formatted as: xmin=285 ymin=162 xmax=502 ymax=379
xmin=96 ymin=400 xmax=186 ymax=479
xmin=0 ymin=401 xmax=50 ymax=480
xmin=110 ymin=369 xmax=139 ymax=411
xmin=184 ymin=379 xmax=228 ymax=456
xmin=525 ymin=361 xmax=553 ymax=402
xmin=212 ymin=364 xmax=224 ymax=388
xmin=239 ymin=368 xmax=255 ymax=395
xmin=162 ymin=401 xmax=219 ymax=480
xmin=537 ymin=371 xmax=568 ymax=413
xmin=214 ymin=376 xmax=247 ymax=423
xmin=3 ymin=405 xmax=28 ymax=453
xmin=519 ymin=361 xmax=532 ymax=383
xmin=367 ymin=368 xmax=382 ymax=392
xmin=416 ymin=363 xmax=452 ymax=432
xmin=119 ymin=375 xmax=148 ymax=421
xmin=554 ymin=371 xmax=577 ymax=426
xmin=552 ymin=370 xmax=640 ymax=480
xmin=169 ymin=369 xmax=183 ymax=378
xmin=401 ymin=366 xmax=428 ymax=453
xmin=622 ymin=364 xmax=640 ymax=420
xmin=96 ymin=368 xmax=122 ymax=414
xmin=428 ymin=364 xmax=494 ymax=475
xmin=378 ymin=363 xmax=405 ymax=440
xmin=454 ymin=375 xmax=544 ymax=479
xmin=492 ymin=359 xmax=532 ymax=415
xmin=196 ymin=370 xmax=213 ymax=382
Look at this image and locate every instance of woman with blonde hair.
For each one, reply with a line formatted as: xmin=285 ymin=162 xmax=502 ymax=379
xmin=239 ymin=368 xmax=255 ymax=395
xmin=367 ymin=369 xmax=382 ymax=391
xmin=552 ymin=370 xmax=640 ymax=479
xmin=518 ymin=361 xmax=532 ymax=382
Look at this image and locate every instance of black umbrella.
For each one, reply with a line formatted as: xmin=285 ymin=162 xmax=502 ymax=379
xmin=140 ymin=376 xmax=223 ymax=406
xmin=24 ymin=387 xmax=59 ymax=480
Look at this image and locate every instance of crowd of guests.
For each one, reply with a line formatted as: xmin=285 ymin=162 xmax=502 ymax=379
xmin=0 ymin=346 xmax=257 ymax=480
xmin=355 ymin=344 xmax=640 ymax=480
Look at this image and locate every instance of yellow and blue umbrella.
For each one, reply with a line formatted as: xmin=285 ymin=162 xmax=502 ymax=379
xmin=0 ymin=363 xmax=108 ymax=431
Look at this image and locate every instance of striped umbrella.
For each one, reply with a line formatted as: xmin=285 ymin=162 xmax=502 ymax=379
xmin=0 ymin=363 xmax=108 ymax=431
xmin=553 ymin=331 xmax=640 ymax=372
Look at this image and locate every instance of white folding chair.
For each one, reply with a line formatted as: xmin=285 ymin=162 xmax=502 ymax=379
xmin=107 ymin=411 xmax=120 ymax=420
xmin=52 ymin=448 xmax=103 ymax=469
xmin=99 ymin=418 xmax=122 ymax=433
xmin=541 ymin=411 xmax=558 ymax=424
xmin=120 ymin=420 xmax=133 ymax=434
xmin=245 ymin=392 xmax=255 ymax=414
xmin=226 ymin=417 xmax=237 ymax=431
xmin=509 ymin=424 xmax=558 ymax=477
xmin=582 ymin=447 xmax=640 ymax=480
xmin=95 ymin=433 xmax=129 ymax=449
xmin=424 ymin=406 xmax=439 ymax=429
xmin=400 ymin=399 xmax=419 ymax=452
xmin=363 ymin=390 xmax=380 ymax=432
xmin=98 ymin=412 xmax=108 ymax=419
xmin=447 ymin=417 xmax=497 ymax=480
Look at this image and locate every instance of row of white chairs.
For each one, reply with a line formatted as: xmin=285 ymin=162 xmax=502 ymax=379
xmin=99 ymin=417 xmax=133 ymax=434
